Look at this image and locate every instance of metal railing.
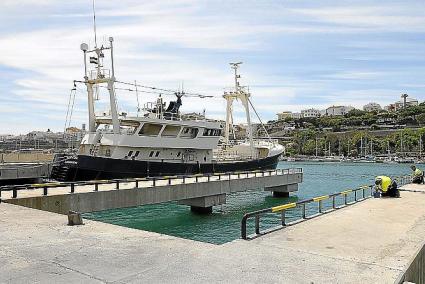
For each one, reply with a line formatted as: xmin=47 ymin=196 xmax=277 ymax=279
xmin=0 ymin=168 xmax=303 ymax=200
xmin=241 ymin=174 xmax=414 ymax=240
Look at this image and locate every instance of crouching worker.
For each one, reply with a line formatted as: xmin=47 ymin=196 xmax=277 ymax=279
xmin=375 ymin=176 xmax=400 ymax=198
xmin=411 ymin=165 xmax=424 ymax=184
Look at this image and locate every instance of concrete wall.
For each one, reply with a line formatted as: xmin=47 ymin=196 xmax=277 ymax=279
xmin=1 ymin=153 xmax=53 ymax=163
xmin=397 ymin=242 xmax=425 ymax=284
xmin=0 ymin=163 xmax=51 ymax=181
xmin=5 ymin=173 xmax=303 ymax=214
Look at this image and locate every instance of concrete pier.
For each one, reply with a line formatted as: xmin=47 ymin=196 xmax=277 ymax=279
xmin=1 ymin=168 xmax=303 ymax=214
xmin=1 ymin=183 xmax=425 ymax=283
xmin=0 ymin=163 xmax=51 ymax=185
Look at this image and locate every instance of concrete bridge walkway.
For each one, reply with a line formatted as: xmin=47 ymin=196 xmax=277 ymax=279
xmin=1 ymin=184 xmax=425 ymax=283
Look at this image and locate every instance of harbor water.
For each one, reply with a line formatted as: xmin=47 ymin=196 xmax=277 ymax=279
xmin=83 ymin=162 xmax=413 ymax=244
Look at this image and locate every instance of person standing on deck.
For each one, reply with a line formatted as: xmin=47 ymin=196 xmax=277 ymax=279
xmin=411 ymin=165 xmax=424 ymax=184
xmin=375 ymin=176 xmax=400 ymax=198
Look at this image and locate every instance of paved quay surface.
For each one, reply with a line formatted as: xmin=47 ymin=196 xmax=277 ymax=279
xmin=1 ymin=184 xmax=425 ymax=283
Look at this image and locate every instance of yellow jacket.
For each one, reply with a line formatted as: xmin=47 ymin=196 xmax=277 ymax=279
xmin=414 ymin=168 xmax=423 ymax=177
xmin=376 ymin=176 xmax=392 ymax=192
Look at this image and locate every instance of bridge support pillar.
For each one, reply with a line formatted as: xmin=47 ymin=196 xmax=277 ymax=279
xmin=179 ymin=194 xmax=226 ymax=214
xmin=265 ymin=183 xmax=298 ymax=198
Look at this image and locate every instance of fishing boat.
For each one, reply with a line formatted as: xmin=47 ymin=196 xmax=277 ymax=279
xmin=51 ymin=36 xmax=283 ymax=181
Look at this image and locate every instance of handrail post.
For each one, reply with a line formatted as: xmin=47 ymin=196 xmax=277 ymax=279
xmin=344 ymin=194 xmax=347 ymax=205
xmin=183 ymin=176 xmax=186 ymax=184
xmin=116 ymin=181 xmax=120 ymax=190
xmin=168 ymin=178 xmax=172 ymax=185
xmin=281 ymin=210 xmax=286 ymax=226
xmin=70 ymin=183 xmax=75 ymax=193
xmin=241 ymin=215 xmax=248 ymax=240
xmin=362 ymin=188 xmax=365 ymax=199
xmin=43 ymin=186 xmax=48 ymax=196
xmin=255 ymin=214 xmax=260 ymax=235
xmin=354 ymin=190 xmax=357 ymax=202
xmin=135 ymin=180 xmax=139 ymax=188
xmin=95 ymin=183 xmax=99 ymax=192
xmin=12 ymin=188 xmax=17 ymax=199
xmin=302 ymin=203 xmax=306 ymax=219
xmin=152 ymin=178 xmax=156 ymax=187
xmin=318 ymin=200 xmax=322 ymax=213
xmin=332 ymin=195 xmax=336 ymax=209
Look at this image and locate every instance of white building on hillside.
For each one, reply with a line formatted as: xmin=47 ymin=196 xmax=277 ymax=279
xmin=277 ymin=111 xmax=292 ymax=121
xmin=291 ymin=112 xmax=302 ymax=119
xmin=363 ymin=102 xmax=382 ymax=112
xmin=394 ymin=97 xmax=419 ymax=110
xmin=324 ymin=105 xmax=355 ymax=116
xmin=301 ymin=108 xmax=321 ymax=118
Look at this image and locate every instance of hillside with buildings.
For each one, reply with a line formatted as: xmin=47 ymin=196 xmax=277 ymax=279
xmin=258 ymin=95 xmax=425 ymax=158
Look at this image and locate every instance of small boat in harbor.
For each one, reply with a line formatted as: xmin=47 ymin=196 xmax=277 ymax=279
xmin=52 ymin=37 xmax=283 ymax=181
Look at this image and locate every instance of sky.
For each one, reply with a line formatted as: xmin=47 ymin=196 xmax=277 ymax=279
xmin=1 ymin=0 xmax=425 ymax=134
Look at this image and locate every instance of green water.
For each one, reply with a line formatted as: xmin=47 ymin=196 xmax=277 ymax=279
xmin=83 ymin=162 xmax=412 ymax=244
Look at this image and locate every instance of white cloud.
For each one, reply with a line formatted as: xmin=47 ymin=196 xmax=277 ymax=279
xmin=0 ymin=1 xmax=424 ymax=134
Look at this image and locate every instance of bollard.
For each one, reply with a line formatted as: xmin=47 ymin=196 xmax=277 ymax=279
xmin=152 ymin=178 xmax=156 ymax=187
xmin=182 ymin=176 xmax=186 ymax=184
xmin=70 ymin=183 xmax=75 ymax=193
xmin=68 ymin=211 xmax=84 ymax=226
xmin=116 ymin=181 xmax=120 ymax=189
xmin=135 ymin=180 xmax=139 ymax=188
xmin=281 ymin=210 xmax=286 ymax=226
xmin=302 ymin=203 xmax=306 ymax=219
xmin=332 ymin=196 xmax=336 ymax=209
xmin=94 ymin=183 xmax=99 ymax=192
xmin=43 ymin=186 xmax=48 ymax=196
xmin=12 ymin=188 xmax=17 ymax=199
xmin=318 ymin=200 xmax=322 ymax=213
xmin=168 ymin=178 xmax=172 ymax=185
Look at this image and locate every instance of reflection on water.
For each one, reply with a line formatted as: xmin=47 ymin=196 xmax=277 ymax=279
xmin=83 ymin=162 xmax=411 ymax=244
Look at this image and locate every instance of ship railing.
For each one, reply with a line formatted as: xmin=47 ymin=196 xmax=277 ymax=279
xmin=226 ymin=139 xmax=280 ymax=147
xmin=240 ymin=174 xmax=413 ymax=240
xmin=89 ymin=69 xmax=111 ymax=80
xmin=0 ymin=168 xmax=303 ymax=200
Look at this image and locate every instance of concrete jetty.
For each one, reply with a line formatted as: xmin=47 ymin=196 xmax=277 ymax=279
xmin=1 ymin=168 xmax=303 ymax=214
xmin=0 ymin=163 xmax=51 ymax=185
xmin=1 ymin=183 xmax=425 ymax=283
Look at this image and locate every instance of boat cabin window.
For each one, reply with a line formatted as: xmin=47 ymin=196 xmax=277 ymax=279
xmin=149 ymin=151 xmax=154 ymax=157
xmin=134 ymin=151 xmax=140 ymax=157
xmin=139 ymin=123 xmax=163 ymax=136
xmin=155 ymin=151 xmax=160 ymax=157
xmin=202 ymin=128 xmax=222 ymax=136
xmin=161 ymin=125 xmax=180 ymax=138
xmin=180 ymin=127 xmax=198 ymax=139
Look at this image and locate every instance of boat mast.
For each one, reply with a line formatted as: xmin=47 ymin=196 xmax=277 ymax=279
xmin=81 ymin=0 xmax=120 ymax=135
xmin=223 ymin=62 xmax=254 ymax=157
